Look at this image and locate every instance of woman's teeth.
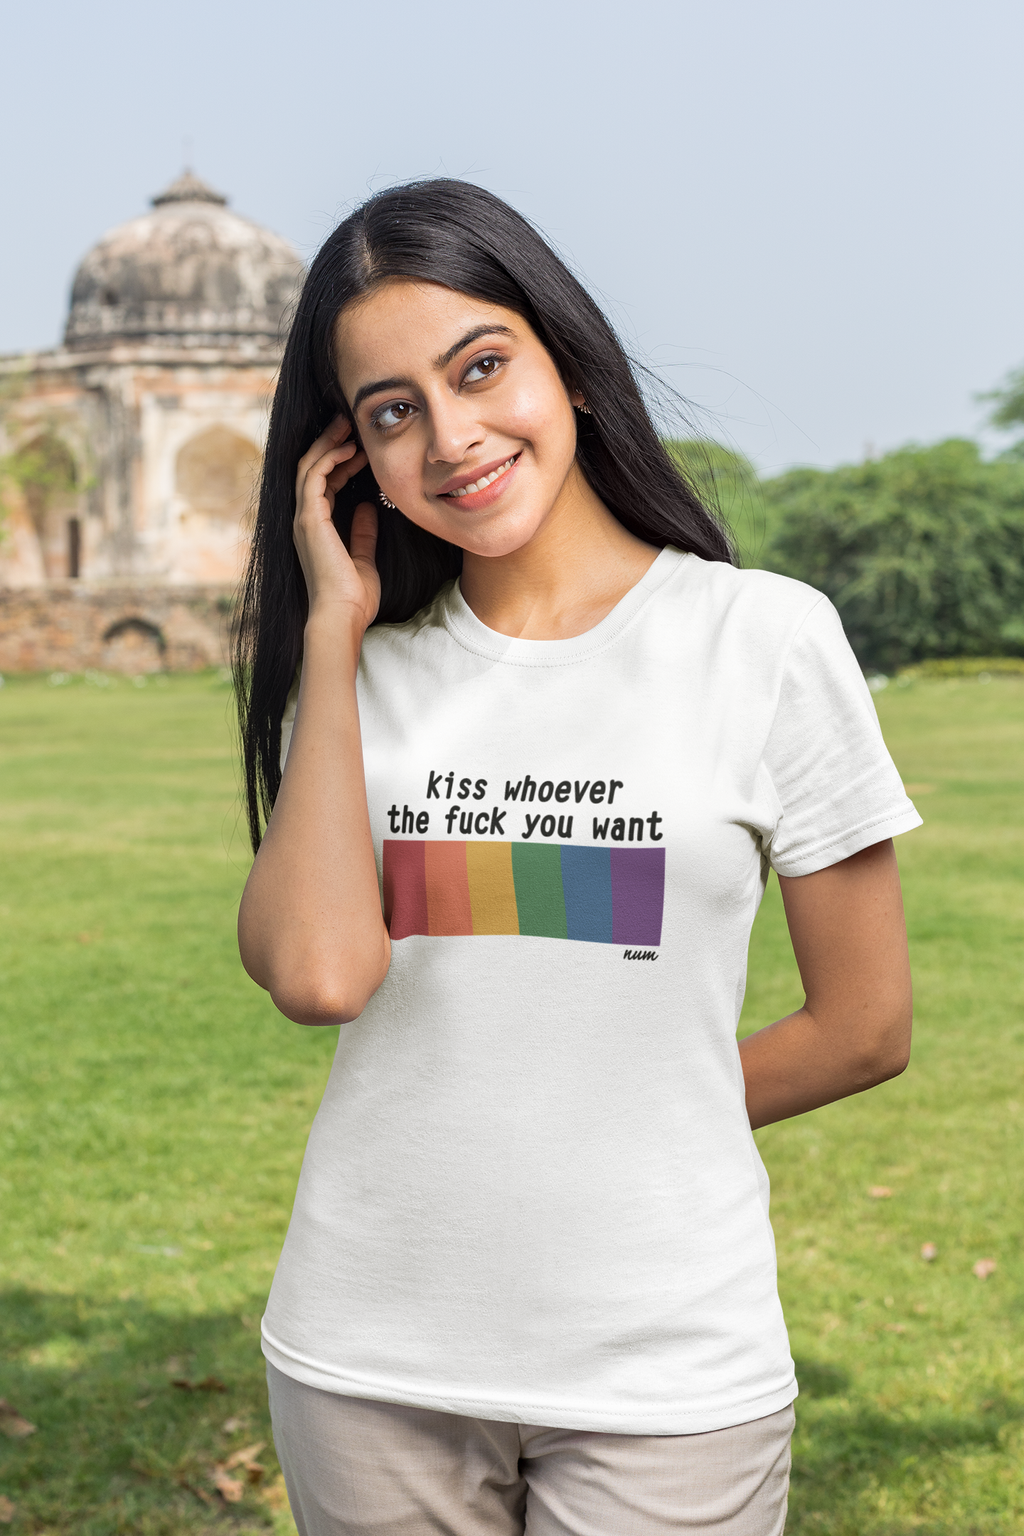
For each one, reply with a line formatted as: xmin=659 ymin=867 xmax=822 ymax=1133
xmin=447 ymin=456 xmax=517 ymax=497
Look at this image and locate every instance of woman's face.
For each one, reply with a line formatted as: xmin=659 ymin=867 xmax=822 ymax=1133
xmin=334 ymin=280 xmax=586 ymax=559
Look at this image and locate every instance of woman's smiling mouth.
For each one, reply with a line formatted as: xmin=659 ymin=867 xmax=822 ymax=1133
xmin=438 ymin=454 xmax=520 ymax=503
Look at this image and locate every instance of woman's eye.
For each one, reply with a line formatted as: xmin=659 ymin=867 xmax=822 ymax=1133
xmin=463 ymin=355 xmax=503 ymax=384
xmin=372 ymin=400 xmax=416 ymax=432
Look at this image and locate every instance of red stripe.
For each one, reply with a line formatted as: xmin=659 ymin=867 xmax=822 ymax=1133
xmin=383 ymin=840 xmax=428 ymax=939
xmin=425 ymin=841 xmax=473 ymax=936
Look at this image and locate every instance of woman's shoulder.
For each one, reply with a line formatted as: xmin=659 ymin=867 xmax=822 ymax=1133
xmin=683 ymin=551 xmax=821 ymax=605
xmin=671 ymin=551 xmax=829 ymax=636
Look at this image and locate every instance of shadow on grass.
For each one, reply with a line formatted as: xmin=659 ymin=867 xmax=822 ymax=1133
xmin=0 ymin=1286 xmax=284 ymax=1535
xmin=789 ymin=1358 xmax=1024 ymax=1535
xmin=794 ymin=1358 xmax=852 ymax=1398
xmin=5 ymin=1305 xmax=1021 ymax=1536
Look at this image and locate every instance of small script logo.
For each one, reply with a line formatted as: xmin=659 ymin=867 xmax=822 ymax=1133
xmin=623 ymin=948 xmax=659 ymax=961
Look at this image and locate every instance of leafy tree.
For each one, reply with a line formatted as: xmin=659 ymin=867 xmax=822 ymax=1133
xmin=759 ymin=439 xmax=1024 ymax=671
xmin=665 ymin=440 xmax=772 ymax=567
xmin=978 ymin=363 xmax=1024 ymax=458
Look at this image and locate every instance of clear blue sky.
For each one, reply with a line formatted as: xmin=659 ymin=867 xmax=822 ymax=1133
xmin=2 ymin=0 xmax=1022 ymax=472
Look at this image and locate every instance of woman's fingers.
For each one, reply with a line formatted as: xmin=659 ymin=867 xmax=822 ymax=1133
xmin=295 ymin=415 xmax=356 ymax=494
xmin=325 ymin=445 xmax=368 ymax=494
xmin=347 ymin=503 xmax=381 ymax=622
xmin=307 ymin=440 xmax=361 ymax=493
xmin=291 ymin=422 xmax=380 ymax=627
xmin=348 ymin=503 xmax=379 ymax=569
xmin=296 ymin=443 xmax=368 ymax=530
xmin=299 ymin=412 xmax=352 ymax=463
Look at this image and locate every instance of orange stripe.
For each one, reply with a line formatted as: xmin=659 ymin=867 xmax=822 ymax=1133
xmin=424 ymin=841 xmax=474 ymax=936
xmin=466 ymin=841 xmax=519 ymax=935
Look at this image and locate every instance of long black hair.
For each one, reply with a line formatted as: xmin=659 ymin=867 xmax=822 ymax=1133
xmin=235 ymin=178 xmax=734 ymax=851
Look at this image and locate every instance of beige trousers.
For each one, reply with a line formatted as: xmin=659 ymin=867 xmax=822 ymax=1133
xmin=267 ymin=1363 xmax=793 ymax=1536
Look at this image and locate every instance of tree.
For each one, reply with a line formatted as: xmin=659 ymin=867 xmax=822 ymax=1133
xmin=665 ymin=440 xmax=770 ymax=568
xmin=759 ymin=439 xmax=1024 ymax=672
xmin=978 ymin=363 xmax=1024 ymax=460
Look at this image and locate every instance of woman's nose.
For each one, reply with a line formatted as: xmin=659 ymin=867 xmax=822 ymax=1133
xmin=425 ymin=398 xmax=483 ymax=465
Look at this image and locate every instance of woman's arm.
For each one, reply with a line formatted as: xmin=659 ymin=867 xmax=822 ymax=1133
xmin=739 ymin=839 xmax=912 ymax=1129
xmin=237 ymin=419 xmax=391 ymax=1026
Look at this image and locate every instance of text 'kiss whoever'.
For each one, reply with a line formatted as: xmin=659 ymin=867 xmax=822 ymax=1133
xmin=387 ymin=771 xmax=665 ymax=844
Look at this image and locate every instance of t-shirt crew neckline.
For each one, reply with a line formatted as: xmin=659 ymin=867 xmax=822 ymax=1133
xmin=442 ymin=545 xmax=687 ymax=666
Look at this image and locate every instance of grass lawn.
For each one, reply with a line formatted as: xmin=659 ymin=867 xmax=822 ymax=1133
xmin=0 ymin=669 xmax=1021 ymax=1534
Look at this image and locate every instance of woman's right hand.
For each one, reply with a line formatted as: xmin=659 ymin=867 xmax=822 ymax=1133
xmin=241 ymin=412 xmax=392 ymax=1022
xmin=293 ymin=414 xmax=379 ymax=633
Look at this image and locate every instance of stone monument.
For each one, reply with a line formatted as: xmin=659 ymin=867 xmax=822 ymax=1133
xmin=0 ymin=172 xmax=304 ymax=672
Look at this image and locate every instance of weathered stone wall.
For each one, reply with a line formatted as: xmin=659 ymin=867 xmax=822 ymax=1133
xmin=0 ymin=352 xmax=273 ymax=589
xmin=0 ymin=584 xmax=234 ymax=674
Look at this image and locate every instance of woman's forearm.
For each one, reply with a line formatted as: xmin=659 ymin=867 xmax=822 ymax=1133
xmin=740 ymin=841 xmax=913 ymax=1129
xmin=237 ymin=608 xmax=390 ymax=1025
xmin=739 ymin=999 xmax=911 ymax=1130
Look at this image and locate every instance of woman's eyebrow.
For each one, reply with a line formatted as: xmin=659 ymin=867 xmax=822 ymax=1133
xmin=435 ymin=323 xmax=514 ymax=370
xmin=350 ymin=325 xmax=515 ymax=414
xmin=351 ymin=375 xmax=409 ymax=414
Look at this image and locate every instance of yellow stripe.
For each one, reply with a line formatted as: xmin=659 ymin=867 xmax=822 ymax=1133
xmin=466 ymin=841 xmax=519 ymax=935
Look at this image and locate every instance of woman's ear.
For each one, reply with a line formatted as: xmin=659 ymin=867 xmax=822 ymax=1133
xmin=336 ymin=405 xmax=362 ymax=453
xmin=328 ymin=380 xmax=360 ymax=447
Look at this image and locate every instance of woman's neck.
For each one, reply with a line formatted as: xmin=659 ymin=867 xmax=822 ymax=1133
xmin=458 ymin=470 xmax=659 ymax=641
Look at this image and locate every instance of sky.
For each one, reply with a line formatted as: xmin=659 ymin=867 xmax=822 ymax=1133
xmin=2 ymin=0 xmax=1022 ymax=474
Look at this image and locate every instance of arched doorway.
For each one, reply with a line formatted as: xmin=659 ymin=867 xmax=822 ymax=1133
xmin=101 ymin=616 xmax=166 ymax=674
xmin=173 ymin=426 xmax=260 ymax=582
xmin=5 ymin=432 xmax=82 ymax=580
xmin=176 ymin=425 xmax=259 ymax=519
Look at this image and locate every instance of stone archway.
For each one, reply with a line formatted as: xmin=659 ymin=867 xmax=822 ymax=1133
xmin=101 ymin=616 xmax=166 ymax=674
xmin=175 ymin=425 xmax=260 ymax=521
xmin=172 ymin=425 xmax=261 ymax=583
xmin=4 ymin=432 xmax=82 ymax=580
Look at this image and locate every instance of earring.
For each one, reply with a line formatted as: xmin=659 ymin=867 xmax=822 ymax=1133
xmin=576 ymin=400 xmax=592 ymax=416
xmin=379 ymin=490 xmax=397 ymax=510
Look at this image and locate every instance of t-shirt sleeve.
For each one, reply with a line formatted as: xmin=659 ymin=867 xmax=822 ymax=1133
xmin=279 ymin=690 xmax=298 ymax=771
xmin=760 ymin=596 xmax=922 ymax=877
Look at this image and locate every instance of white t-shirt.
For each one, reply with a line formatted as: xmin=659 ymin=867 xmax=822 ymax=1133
xmin=261 ymin=546 xmax=921 ymax=1434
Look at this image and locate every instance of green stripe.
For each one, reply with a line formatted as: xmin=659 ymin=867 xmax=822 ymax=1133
xmin=511 ymin=842 xmax=567 ymax=939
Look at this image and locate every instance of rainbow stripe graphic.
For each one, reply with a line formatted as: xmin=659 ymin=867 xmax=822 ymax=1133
xmin=383 ymin=841 xmax=664 ymax=946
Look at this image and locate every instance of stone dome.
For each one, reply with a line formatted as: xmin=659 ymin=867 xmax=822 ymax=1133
xmin=64 ymin=172 xmax=305 ymax=352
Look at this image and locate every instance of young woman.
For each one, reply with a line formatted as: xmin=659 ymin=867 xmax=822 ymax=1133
xmin=235 ymin=180 xmax=920 ymax=1536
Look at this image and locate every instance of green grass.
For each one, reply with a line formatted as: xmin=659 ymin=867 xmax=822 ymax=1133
xmin=1 ymin=670 xmax=1021 ymax=1534
xmin=746 ymin=674 xmax=1024 ymax=1533
xmin=0 ymin=673 xmax=323 ymax=1534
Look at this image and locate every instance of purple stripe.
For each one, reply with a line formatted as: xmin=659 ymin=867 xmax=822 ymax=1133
xmin=610 ymin=848 xmax=665 ymax=946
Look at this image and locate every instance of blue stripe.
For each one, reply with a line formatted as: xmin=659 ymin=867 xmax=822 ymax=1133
xmin=560 ymin=845 xmax=614 ymax=943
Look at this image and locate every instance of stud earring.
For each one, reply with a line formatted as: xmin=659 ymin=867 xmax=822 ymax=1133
xmin=379 ymin=490 xmax=397 ymax=510
xmin=576 ymin=400 xmax=592 ymax=416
